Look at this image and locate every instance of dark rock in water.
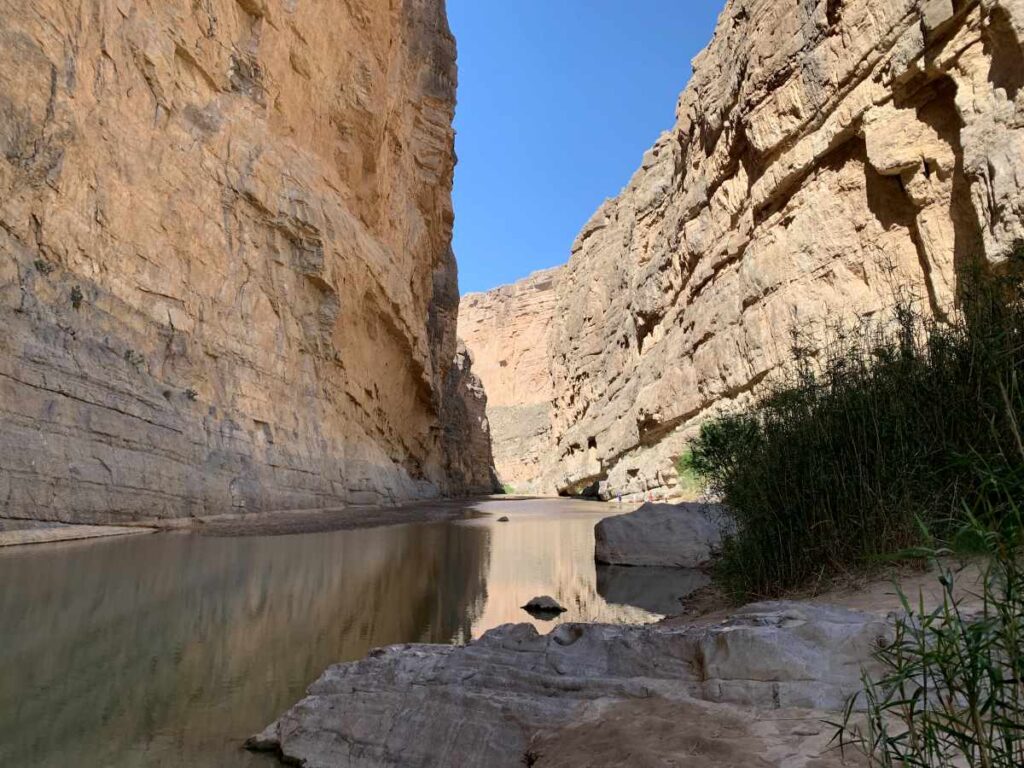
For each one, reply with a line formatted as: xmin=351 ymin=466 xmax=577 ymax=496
xmin=521 ymin=595 xmax=566 ymax=619
xmin=497 ymin=516 xmax=510 ymax=522
xmin=597 ymin=565 xmax=711 ymax=615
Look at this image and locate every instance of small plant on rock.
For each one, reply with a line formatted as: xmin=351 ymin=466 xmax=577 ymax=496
xmin=123 ymin=349 xmax=145 ymax=368
xmin=34 ymin=259 xmax=55 ymax=276
xmin=70 ymin=285 xmax=83 ymax=309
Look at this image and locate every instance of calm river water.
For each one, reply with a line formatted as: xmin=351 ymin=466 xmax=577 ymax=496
xmin=0 ymin=498 xmax=706 ymax=767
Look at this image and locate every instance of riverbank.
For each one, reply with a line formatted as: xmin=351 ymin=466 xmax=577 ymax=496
xmin=0 ymin=518 xmax=155 ymax=548
xmin=0 ymin=496 xmax=551 ymax=547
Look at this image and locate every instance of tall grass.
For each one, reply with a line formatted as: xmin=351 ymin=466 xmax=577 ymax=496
xmin=688 ymin=251 xmax=1024 ymax=601
xmin=834 ymin=479 xmax=1024 ymax=767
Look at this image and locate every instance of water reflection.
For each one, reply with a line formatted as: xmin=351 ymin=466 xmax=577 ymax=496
xmin=597 ymin=565 xmax=710 ymax=615
xmin=0 ymin=499 xmax=668 ymax=767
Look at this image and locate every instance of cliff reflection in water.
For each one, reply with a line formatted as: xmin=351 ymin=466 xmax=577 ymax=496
xmin=0 ymin=499 xmax=681 ymax=768
xmin=0 ymin=522 xmax=490 ymax=768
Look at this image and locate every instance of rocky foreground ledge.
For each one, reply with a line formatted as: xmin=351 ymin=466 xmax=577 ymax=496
xmin=249 ymin=602 xmax=888 ymax=767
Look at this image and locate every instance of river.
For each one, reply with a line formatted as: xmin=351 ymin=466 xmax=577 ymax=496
xmin=0 ymin=498 xmax=706 ymax=767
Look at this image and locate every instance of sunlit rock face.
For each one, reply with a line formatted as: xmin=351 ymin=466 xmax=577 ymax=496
xmin=0 ymin=0 xmax=494 ymax=521
xmin=459 ymin=268 xmax=563 ymax=494
xmin=548 ymin=0 xmax=1024 ymax=498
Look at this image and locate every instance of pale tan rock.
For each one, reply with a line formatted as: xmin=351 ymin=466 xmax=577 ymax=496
xmin=459 ymin=268 xmax=563 ymax=493
xmin=0 ymin=0 xmax=494 ymax=522
xmin=544 ymin=0 xmax=1024 ymax=497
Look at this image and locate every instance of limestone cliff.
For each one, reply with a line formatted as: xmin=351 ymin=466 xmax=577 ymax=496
xmin=0 ymin=0 xmax=493 ymax=522
xmin=459 ymin=268 xmax=562 ymax=493
xmin=546 ymin=0 xmax=1024 ymax=498
xmin=440 ymin=341 xmax=502 ymax=495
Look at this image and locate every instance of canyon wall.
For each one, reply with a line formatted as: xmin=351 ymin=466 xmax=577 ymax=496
xmin=466 ymin=0 xmax=1024 ymax=500
xmin=0 ymin=0 xmax=494 ymax=522
xmin=550 ymin=0 xmax=1024 ymax=499
xmin=459 ymin=268 xmax=561 ymax=493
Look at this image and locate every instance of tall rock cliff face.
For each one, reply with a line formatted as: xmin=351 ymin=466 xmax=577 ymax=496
xmin=440 ymin=341 xmax=502 ymax=495
xmin=547 ymin=0 xmax=1024 ymax=498
xmin=459 ymin=268 xmax=562 ymax=493
xmin=0 ymin=0 xmax=492 ymax=522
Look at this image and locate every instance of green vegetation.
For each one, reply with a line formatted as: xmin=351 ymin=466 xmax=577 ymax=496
xmin=70 ymin=285 xmax=83 ymax=309
xmin=502 ymin=483 xmax=516 ymax=495
xmin=834 ymin=487 xmax=1024 ymax=767
xmin=673 ymin=450 xmax=704 ymax=499
xmin=33 ymin=259 xmax=55 ymax=275
xmin=688 ymin=252 xmax=1024 ymax=602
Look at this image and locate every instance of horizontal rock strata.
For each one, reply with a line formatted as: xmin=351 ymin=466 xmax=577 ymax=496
xmin=0 ymin=0 xmax=494 ymax=522
xmin=251 ymin=601 xmax=890 ymax=767
xmin=459 ymin=267 xmax=563 ymax=493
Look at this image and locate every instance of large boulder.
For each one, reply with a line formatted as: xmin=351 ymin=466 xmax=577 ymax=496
xmin=594 ymin=502 xmax=725 ymax=567
xmin=249 ymin=602 xmax=890 ymax=767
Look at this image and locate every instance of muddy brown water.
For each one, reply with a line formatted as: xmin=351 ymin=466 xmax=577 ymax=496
xmin=0 ymin=498 xmax=706 ymax=767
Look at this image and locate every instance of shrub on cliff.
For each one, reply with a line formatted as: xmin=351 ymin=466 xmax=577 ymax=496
xmin=688 ymin=251 xmax=1024 ymax=601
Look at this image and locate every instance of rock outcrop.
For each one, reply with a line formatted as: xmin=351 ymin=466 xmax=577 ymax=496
xmin=440 ymin=342 xmax=502 ymax=495
xmin=459 ymin=267 xmax=562 ymax=493
xmin=251 ymin=601 xmax=890 ymax=767
xmin=0 ymin=0 xmax=495 ymax=522
xmin=510 ymin=0 xmax=1024 ymax=498
xmin=594 ymin=502 xmax=725 ymax=568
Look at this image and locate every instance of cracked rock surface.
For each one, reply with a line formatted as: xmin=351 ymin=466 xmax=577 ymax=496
xmin=463 ymin=0 xmax=1024 ymax=499
xmin=0 ymin=0 xmax=496 ymax=522
xmin=251 ymin=601 xmax=889 ymax=767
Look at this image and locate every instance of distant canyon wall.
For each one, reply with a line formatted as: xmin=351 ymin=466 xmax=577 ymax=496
xmin=468 ymin=0 xmax=1024 ymax=499
xmin=459 ymin=268 xmax=561 ymax=493
xmin=0 ymin=0 xmax=496 ymax=522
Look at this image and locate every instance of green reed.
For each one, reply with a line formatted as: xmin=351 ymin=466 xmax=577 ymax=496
xmin=688 ymin=249 xmax=1024 ymax=601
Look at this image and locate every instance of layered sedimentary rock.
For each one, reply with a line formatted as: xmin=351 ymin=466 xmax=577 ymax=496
xmin=440 ymin=341 xmax=501 ymax=494
xmin=0 ymin=0 xmax=494 ymax=522
xmin=459 ymin=267 xmax=562 ymax=493
xmin=547 ymin=0 xmax=1024 ymax=497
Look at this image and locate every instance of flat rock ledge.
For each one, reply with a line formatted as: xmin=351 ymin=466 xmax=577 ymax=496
xmin=0 ymin=520 xmax=154 ymax=548
xmin=594 ymin=502 xmax=726 ymax=567
xmin=249 ymin=602 xmax=889 ymax=767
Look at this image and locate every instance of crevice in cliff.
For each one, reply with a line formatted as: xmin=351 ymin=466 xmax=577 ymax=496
xmin=862 ymin=143 xmax=943 ymax=317
xmin=984 ymin=6 xmax=1024 ymax=100
xmin=753 ymin=124 xmax=862 ymax=228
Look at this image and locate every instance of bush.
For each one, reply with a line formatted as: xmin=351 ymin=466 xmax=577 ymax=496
xmin=673 ymin=450 xmax=705 ymax=499
xmin=834 ymin=479 xmax=1024 ymax=767
xmin=688 ymin=253 xmax=1024 ymax=601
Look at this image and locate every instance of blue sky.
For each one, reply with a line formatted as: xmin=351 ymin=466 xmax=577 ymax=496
xmin=448 ymin=2 xmax=723 ymax=295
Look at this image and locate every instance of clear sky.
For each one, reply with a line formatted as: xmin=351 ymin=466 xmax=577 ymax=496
xmin=448 ymin=2 xmax=723 ymax=295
